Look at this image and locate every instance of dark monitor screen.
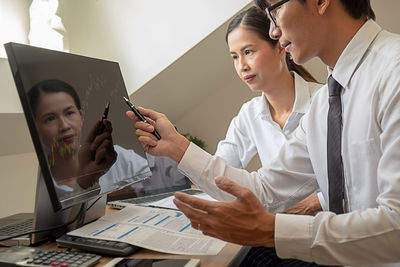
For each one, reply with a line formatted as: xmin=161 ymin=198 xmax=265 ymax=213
xmin=5 ymin=42 xmax=152 ymax=211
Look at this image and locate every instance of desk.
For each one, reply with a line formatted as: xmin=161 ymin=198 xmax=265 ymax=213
xmin=35 ymin=206 xmax=242 ymax=266
xmin=39 ymin=241 xmax=241 ymax=266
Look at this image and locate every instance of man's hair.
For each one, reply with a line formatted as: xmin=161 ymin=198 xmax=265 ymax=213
xmin=253 ymin=0 xmax=375 ymax=20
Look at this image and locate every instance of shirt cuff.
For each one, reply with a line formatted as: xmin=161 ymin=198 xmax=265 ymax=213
xmin=317 ymin=192 xmax=327 ymax=211
xmin=275 ymin=213 xmax=314 ymax=262
xmin=178 ymin=142 xmax=210 ymax=185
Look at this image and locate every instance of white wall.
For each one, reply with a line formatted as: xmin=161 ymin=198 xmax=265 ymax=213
xmin=59 ymin=0 xmax=252 ymax=95
xmin=0 ymin=0 xmax=31 ymax=58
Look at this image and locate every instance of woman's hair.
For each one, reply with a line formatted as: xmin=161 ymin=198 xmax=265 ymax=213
xmin=28 ymin=79 xmax=82 ymax=117
xmin=226 ymin=6 xmax=317 ymax=82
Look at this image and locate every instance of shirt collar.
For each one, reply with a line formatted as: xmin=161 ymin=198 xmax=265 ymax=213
xmin=257 ymin=71 xmax=313 ymax=118
xmin=328 ymin=20 xmax=382 ymax=88
xmin=292 ymin=71 xmax=313 ymax=114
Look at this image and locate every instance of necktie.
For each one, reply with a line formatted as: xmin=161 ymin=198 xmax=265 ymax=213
xmin=327 ymin=75 xmax=344 ymax=214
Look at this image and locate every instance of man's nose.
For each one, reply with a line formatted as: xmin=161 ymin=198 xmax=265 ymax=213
xmin=269 ymin=23 xmax=282 ymax=40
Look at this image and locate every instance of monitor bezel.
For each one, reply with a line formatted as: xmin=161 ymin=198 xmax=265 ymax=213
xmin=5 ymin=42 xmax=62 ymax=211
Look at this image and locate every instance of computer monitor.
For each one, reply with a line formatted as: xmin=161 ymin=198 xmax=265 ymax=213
xmin=4 ymin=43 xmax=153 ymax=243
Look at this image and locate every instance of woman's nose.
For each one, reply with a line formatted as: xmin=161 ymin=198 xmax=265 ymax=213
xmin=59 ymin=117 xmax=71 ymax=131
xmin=239 ymin=58 xmax=249 ymax=72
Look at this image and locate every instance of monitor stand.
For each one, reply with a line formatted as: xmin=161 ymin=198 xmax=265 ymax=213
xmin=32 ymin=170 xmax=106 ymax=244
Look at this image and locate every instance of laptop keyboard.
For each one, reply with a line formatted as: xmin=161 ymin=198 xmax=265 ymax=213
xmin=0 ymin=218 xmax=33 ymax=236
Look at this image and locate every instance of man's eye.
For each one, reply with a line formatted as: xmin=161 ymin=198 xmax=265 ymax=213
xmin=245 ymin=50 xmax=253 ymax=55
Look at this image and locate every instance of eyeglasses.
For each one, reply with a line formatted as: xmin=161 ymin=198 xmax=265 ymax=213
xmin=265 ymin=0 xmax=291 ymax=27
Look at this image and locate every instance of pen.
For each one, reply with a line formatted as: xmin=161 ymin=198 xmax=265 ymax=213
xmin=92 ymin=101 xmax=110 ymax=160
xmin=97 ymin=101 xmax=110 ymax=136
xmin=123 ymin=96 xmax=161 ymax=140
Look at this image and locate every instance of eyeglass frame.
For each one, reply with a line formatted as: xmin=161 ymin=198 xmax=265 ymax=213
xmin=265 ymin=0 xmax=291 ymax=28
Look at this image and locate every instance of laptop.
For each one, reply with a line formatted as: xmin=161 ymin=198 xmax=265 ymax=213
xmin=107 ymin=154 xmax=202 ymax=209
xmin=0 ymin=213 xmax=33 ymax=246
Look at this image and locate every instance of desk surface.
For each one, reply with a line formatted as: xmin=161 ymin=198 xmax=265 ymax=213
xmin=30 ymin=206 xmax=242 ymax=266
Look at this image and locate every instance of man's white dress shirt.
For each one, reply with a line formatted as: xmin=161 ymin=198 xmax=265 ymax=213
xmin=178 ymin=20 xmax=400 ymax=266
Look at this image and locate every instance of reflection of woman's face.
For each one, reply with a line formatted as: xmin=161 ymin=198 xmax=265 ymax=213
xmin=34 ymin=92 xmax=83 ymax=155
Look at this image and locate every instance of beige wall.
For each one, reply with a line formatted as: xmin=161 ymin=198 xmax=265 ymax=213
xmin=0 ymin=152 xmax=38 ymax=217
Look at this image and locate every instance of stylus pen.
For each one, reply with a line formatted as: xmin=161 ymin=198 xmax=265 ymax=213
xmin=123 ymin=96 xmax=161 ymax=140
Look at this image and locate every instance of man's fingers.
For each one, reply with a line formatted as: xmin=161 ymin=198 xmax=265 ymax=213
xmin=135 ymin=121 xmax=155 ymax=133
xmin=137 ymin=106 xmax=162 ymax=121
xmin=174 ymin=192 xmax=218 ymax=212
xmin=173 ymin=197 xmax=207 ymax=223
xmin=214 ymin=176 xmax=246 ymax=199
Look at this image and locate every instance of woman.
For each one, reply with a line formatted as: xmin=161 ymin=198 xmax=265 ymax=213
xmin=217 ymin=7 xmax=324 ymax=215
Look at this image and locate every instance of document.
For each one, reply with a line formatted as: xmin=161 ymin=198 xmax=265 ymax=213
xmin=148 ymin=193 xmax=218 ymax=210
xmin=68 ymin=205 xmax=226 ymax=255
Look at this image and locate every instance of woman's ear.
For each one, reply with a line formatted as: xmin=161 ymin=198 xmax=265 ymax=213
xmin=277 ymin=44 xmax=286 ymax=59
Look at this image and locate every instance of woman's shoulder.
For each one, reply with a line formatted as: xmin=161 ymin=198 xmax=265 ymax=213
xmin=307 ymin=81 xmax=324 ymax=98
xmin=235 ymin=95 xmax=266 ymax=118
xmin=239 ymin=95 xmax=265 ymax=111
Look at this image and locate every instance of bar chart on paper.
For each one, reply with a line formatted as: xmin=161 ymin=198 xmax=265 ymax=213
xmin=68 ymin=206 xmax=226 ymax=255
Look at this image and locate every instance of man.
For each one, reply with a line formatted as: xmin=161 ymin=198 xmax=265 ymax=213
xmin=129 ymin=0 xmax=400 ymax=265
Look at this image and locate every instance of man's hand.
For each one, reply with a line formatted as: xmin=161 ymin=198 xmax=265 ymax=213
xmin=285 ymin=193 xmax=322 ymax=215
xmin=126 ymin=107 xmax=189 ymax=162
xmin=173 ymin=176 xmax=275 ymax=247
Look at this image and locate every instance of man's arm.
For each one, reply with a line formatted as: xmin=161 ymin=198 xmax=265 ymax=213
xmin=128 ymin=107 xmax=318 ymax=212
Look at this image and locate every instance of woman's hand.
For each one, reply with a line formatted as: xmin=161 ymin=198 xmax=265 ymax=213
xmin=77 ymin=119 xmax=117 ymax=188
xmin=284 ymin=194 xmax=322 ymax=215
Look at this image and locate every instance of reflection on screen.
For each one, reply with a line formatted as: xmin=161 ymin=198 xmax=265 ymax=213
xmin=8 ymin=43 xmax=152 ymax=209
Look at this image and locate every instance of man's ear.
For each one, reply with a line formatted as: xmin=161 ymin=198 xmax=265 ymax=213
xmin=316 ymin=0 xmax=330 ymax=15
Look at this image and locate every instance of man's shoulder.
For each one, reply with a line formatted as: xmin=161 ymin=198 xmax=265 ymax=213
xmin=370 ymin=29 xmax=400 ymax=63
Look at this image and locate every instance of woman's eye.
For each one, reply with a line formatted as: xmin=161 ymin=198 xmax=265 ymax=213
xmin=244 ymin=50 xmax=253 ymax=55
xmin=232 ymin=55 xmax=238 ymax=60
xmin=44 ymin=116 xmax=55 ymax=123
